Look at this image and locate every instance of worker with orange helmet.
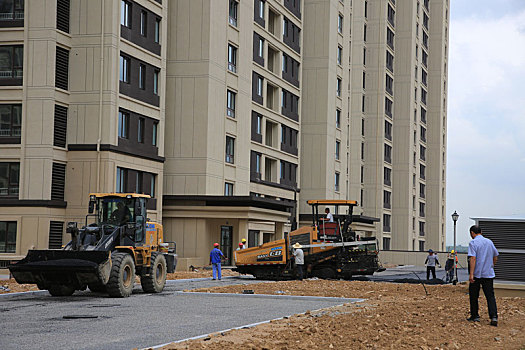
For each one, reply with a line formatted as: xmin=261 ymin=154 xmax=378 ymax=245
xmin=236 ymin=242 xmax=244 ymax=251
xmin=209 ymin=242 xmax=225 ymax=280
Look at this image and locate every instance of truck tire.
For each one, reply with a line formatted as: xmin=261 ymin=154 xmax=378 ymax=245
xmin=141 ymin=252 xmax=167 ymax=293
xmin=48 ymin=284 xmax=75 ymax=297
xmin=88 ymin=283 xmax=107 ymax=293
xmin=107 ymin=252 xmax=135 ymax=297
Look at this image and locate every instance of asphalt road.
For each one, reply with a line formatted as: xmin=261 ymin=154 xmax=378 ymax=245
xmin=0 ymin=277 xmax=352 ymax=350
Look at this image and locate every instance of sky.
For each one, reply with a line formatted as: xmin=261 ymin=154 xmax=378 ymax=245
xmin=446 ymin=0 xmax=525 ymax=245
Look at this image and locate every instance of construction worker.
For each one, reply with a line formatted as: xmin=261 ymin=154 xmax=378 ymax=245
xmin=424 ymin=249 xmax=441 ymax=280
xmin=236 ymin=242 xmax=244 ymax=251
xmin=209 ymin=243 xmax=225 ymax=280
xmin=321 ymin=208 xmax=334 ymax=222
xmin=445 ymin=250 xmax=456 ymax=283
xmin=241 ymin=238 xmax=247 ymax=249
xmin=292 ymin=243 xmax=304 ymax=280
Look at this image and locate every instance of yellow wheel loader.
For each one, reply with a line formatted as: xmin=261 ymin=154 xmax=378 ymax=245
xmin=9 ymin=193 xmax=177 ymax=297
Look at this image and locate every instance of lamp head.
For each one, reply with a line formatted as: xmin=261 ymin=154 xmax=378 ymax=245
xmin=451 ymin=211 xmax=459 ymax=222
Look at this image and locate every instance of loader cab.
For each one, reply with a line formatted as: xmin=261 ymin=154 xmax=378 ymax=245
xmin=89 ymin=193 xmax=149 ymax=243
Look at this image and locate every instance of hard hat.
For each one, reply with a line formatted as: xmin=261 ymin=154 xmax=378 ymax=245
xmin=239 ymin=243 xmax=244 ymax=247
xmin=451 ymin=250 xmax=455 ymax=254
xmin=428 ymin=249 xmax=433 ymax=253
xmin=292 ymin=243 xmax=302 ymax=249
xmin=241 ymin=238 xmax=247 ymax=243
xmin=214 ymin=243 xmax=219 ymax=247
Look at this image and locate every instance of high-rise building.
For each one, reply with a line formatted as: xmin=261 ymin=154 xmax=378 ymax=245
xmin=300 ymin=0 xmax=449 ymax=252
xmin=0 ymin=0 xmax=448 ymax=270
xmin=0 ymin=0 xmax=167 ymax=263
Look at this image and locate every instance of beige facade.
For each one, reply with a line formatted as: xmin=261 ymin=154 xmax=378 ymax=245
xmin=0 ymin=0 xmax=448 ymax=271
xmin=301 ymin=0 xmax=448 ymax=252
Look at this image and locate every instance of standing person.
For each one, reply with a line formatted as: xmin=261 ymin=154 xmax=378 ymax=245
xmin=445 ymin=250 xmax=456 ymax=283
xmin=241 ymin=238 xmax=247 ymax=249
xmin=209 ymin=243 xmax=224 ymax=280
xmin=292 ymin=243 xmax=304 ymax=280
xmin=424 ymin=249 xmax=441 ymax=280
xmin=467 ymin=225 xmax=499 ymax=326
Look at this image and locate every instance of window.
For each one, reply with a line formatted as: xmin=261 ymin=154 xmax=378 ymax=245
xmin=337 ymin=46 xmax=342 ymax=65
xmin=421 ymin=87 xmax=427 ymax=104
xmin=361 ymin=142 xmax=365 ymax=160
xmin=360 ymin=166 xmax=364 ymax=183
xmin=152 ymin=122 xmax=158 ymax=146
xmin=0 ymin=45 xmax=23 ymax=83
xmin=154 ymin=18 xmax=161 ymax=43
xmin=139 ymin=64 xmax=146 ymax=89
xmin=336 ymin=109 xmax=341 ymax=128
xmin=364 ymin=24 xmax=367 ymax=41
xmin=57 ymin=0 xmax=70 ymax=33
xmin=257 ymin=75 xmax=263 ymax=96
xmin=119 ymin=55 xmax=130 ymax=83
xmin=384 ymin=190 xmax=391 ymax=209
xmin=420 ymin=126 xmax=426 ymax=142
xmin=226 ymin=136 xmax=235 ymax=164
xmin=385 ymin=97 xmax=393 ymax=117
xmin=422 ymin=50 xmax=428 ymax=67
xmin=53 ymin=105 xmax=67 ymax=148
xmin=258 ymin=37 xmax=264 ymax=58
xmin=225 ymin=182 xmax=234 ymax=196
xmin=228 ymin=44 xmax=237 ymax=73
xmin=121 ymin=0 xmax=131 ymax=28
xmin=338 ymin=14 xmax=343 ymax=33
xmin=419 ymin=240 xmax=425 ymax=251
xmin=363 ymin=47 xmax=366 ymax=65
xmin=387 ymin=28 xmax=395 ymax=49
xmin=420 ymin=164 xmax=426 ymax=179
xmin=256 ymin=114 xmax=262 ymax=134
xmin=384 ymin=167 xmax=392 ymax=186
xmin=420 ymin=183 xmax=425 ymax=198
xmin=335 ymin=172 xmax=340 ymax=192
xmin=362 ymin=119 xmax=365 ymax=136
xmin=421 ymin=107 xmax=427 ymax=123
xmin=140 ymin=10 xmax=147 ymax=36
xmin=362 ymin=71 xmax=366 ymax=89
xmin=229 ymin=0 xmax=238 ymax=26
xmin=51 ymin=162 xmax=66 ymax=201
xmin=335 ymin=140 xmax=340 ymax=160
xmin=386 ymin=51 xmax=394 ymax=72
xmin=385 ymin=120 xmax=392 ymax=141
xmin=420 ymin=145 xmax=426 ymax=160
xmin=386 ymin=74 xmax=393 ymax=95
xmin=118 ymin=111 xmax=129 ymax=139
xmin=0 ymin=221 xmax=16 ymax=253
xmin=226 ymin=89 xmax=237 ymax=118
xmin=419 ymin=219 xmax=426 ymax=236
xmin=55 ymin=46 xmax=69 ymax=90
xmin=387 ymin=4 xmax=395 ymax=27
xmin=138 ymin=117 xmax=145 ymax=143
xmin=336 ymin=77 xmax=342 ymax=97
xmin=116 ymin=167 xmax=126 ymax=193
xmin=383 ymin=214 xmax=391 ymax=232
xmin=423 ymin=31 xmax=428 ymax=48
xmin=153 ymin=70 xmax=159 ymax=95
xmin=0 ymin=0 xmax=24 ymax=22
xmin=0 ymin=104 xmax=21 ymax=138
xmin=259 ymin=0 xmax=265 ymax=20
xmin=384 ymin=144 xmax=392 ymax=163
xmin=256 ymin=153 xmax=261 ymax=174
xmin=0 ymin=162 xmax=19 ymax=197
xmin=362 ymin=95 xmax=365 ymax=113
xmin=419 ymin=202 xmax=425 ymax=217
xmin=382 ymin=237 xmax=390 ymax=250
xmin=364 ymin=1 xmax=368 ymax=18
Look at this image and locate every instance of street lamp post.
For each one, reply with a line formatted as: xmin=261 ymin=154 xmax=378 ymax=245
xmin=451 ymin=211 xmax=459 ymax=285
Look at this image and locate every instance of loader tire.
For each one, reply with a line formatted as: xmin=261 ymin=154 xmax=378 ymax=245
xmin=141 ymin=252 xmax=167 ymax=293
xmin=48 ymin=284 xmax=75 ymax=297
xmin=107 ymin=252 xmax=135 ymax=298
xmin=88 ymin=283 xmax=107 ymax=293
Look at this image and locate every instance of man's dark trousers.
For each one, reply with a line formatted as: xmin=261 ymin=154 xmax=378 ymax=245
xmin=426 ymin=266 xmax=436 ymax=280
xmin=296 ymin=264 xmax=304 ymax=280
xmin=469 ymin=278 xmax=498 ymax=319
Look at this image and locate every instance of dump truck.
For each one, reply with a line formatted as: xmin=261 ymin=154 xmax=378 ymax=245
xmin=9 ymin=193 xmax=177 ymax=297
xmin=234 ymin=200 xmax=383 ymax=279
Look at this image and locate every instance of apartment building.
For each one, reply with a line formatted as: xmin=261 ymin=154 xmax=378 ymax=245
xmin=301 ymin=0 xmax=448 ymax=251
xmin=0 ymin=0 xmax=167 ymax=264
xmin=161 ymin=0 xmax=302 ymax=269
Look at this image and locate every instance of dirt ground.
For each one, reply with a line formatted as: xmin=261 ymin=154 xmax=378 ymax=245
xmin=161 ymin=280 xmax=525 ymax=350
xmin=0 ymin=268 xmax=239 ymax=294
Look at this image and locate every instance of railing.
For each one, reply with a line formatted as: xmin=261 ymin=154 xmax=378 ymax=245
xmin=0 ymin=12 xmax=24 ymax=20
xmin=227 ymin=107 xmax=235 ymax=118
xmin=0 ymin=70 xmax=23 ymax=78
xmin=229 ymin=16 xmax=237 ymax=27
xmin=228 ymin=63 xmax=236 ymax=73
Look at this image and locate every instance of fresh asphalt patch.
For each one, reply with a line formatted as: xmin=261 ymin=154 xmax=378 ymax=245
xmin=0 ymin=277 xmax=357 ymax=350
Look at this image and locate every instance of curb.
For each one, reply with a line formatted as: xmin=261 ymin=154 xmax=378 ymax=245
xmin=143 ymin=301 xmax=361 ymax=350
xmin=0 ymin=290 xmax=48 ymax=298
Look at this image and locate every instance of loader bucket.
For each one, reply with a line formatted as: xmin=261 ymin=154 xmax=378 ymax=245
xmin=8 ymin=250 xmax=112 ymax=290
